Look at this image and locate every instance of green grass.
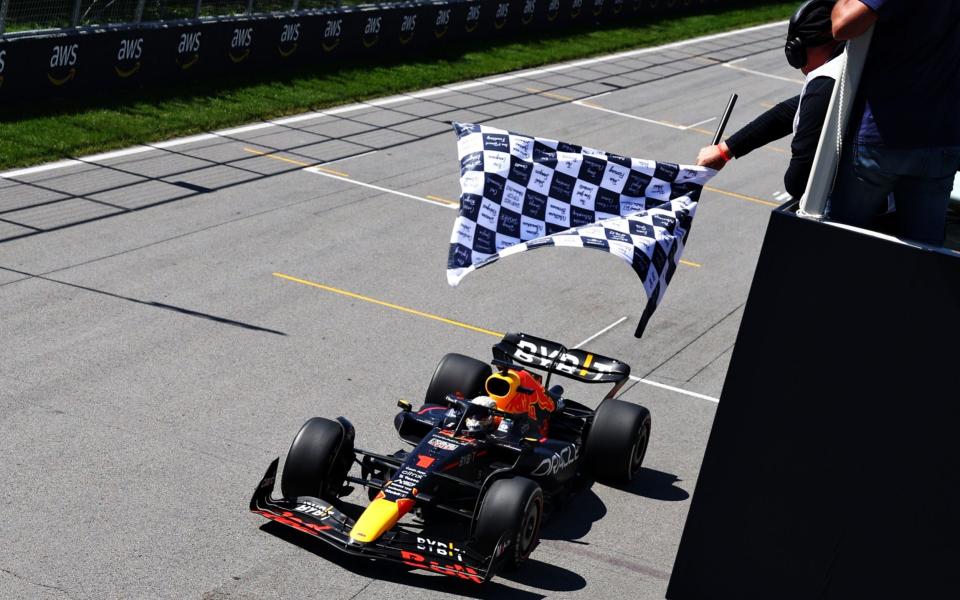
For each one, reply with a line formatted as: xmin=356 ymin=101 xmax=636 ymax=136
xmin=0 ymin=1 xmax=796 ymax=170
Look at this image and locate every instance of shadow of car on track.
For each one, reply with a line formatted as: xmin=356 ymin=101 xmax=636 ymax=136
xmin=541 ymin=467 xmax=688 ymax=541
xmin=260 ymin=521 xmax=586 ymax=598
xmin=613 ymin=467 xmax=690 ymax=502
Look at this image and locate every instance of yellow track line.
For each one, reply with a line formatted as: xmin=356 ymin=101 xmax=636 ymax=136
xmin=425 ymin=195 xmax=458 ymax=205
xmin=526 ymin=87 xmax=576 ymax=102
xmin=704 ymin=185 xmax=780 ymax=207
xmin=273 ymin=273 xmax=504 ymax=337
xmin=243 ymin=147 xmax=349 ymax=176
xmin=680 ymin=259 xmax=702 ymax=268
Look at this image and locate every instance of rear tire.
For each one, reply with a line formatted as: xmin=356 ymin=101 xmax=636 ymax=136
xmin=281 ymin=417 xmax=352 ymax=500
xmin=424 ymin=353 xmax=492 ymax=406
xmin=584 ymin=399 xmax=651 ymax=485
xmin=474 ymin=477 xmax=543 ymax=569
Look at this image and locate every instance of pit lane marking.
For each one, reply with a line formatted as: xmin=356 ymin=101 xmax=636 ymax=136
xmin=274 ymin=273 xmax=720 ymax=403
xmin=242 ymin=147 xmax=458 ymax=208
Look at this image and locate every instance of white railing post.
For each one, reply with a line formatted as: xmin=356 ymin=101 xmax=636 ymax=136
xmin=798 ymin=27 xmax=874 ymax=218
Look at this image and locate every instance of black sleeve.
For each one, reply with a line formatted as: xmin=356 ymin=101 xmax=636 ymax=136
xmin=784 ymin=77 xmax=834 ymax=198
xmin=724 ymin=95 xmax=799 ymax=159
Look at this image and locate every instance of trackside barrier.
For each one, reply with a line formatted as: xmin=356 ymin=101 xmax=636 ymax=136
xmin=0 ymin=0 xmax=742 ymax=102
xmin=666 ymin=204 xmax=960 ymax=598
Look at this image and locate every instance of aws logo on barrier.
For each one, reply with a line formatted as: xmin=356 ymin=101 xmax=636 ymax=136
xmin=48 ymin=43 xmax=78 ymax=86
xmin=362 ymin=17 xmax=381 ymax=48
xmin=115 ymin=37 xmax=144 ymax=78
xmin=521 ymin=0 xmax=536 ymax=25
xmin=229 ymin=27 xmax=253 ymax=63
xmin=494 ymin=2 xmax=510 ymax=30
xmin=465 ymin=4 xmax=481 ymax=33
xmin=278 ymin=22 xmax=300 ymax=58
xmin=177 ymin=31 xmax=201 ymax=70
xmin=592 ymin=0 xmax=605 ymax=16
xmin=571 ymin=0 xmax=583 ymax=18
xmin=547 ymin=0 xmax=560 ymax=21
xmin=323 ymin=19 xmax=342 ymax=51
xmin=0 ymin=49 xmax=6 ymax=89
xmin=399 ymin=14 xmax=417 ymax=45
xmin=434 ymin=8 xmax=451 ymax=38
xmin=612 ymin=0 xmax=624 ymax=15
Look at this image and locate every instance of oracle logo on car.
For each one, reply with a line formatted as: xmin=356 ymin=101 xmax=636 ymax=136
xmin=176 ymin=32 xmax=202 ymax=70
xmin=115 ymin=37 xmax=144 ymax=78
xmin=48 ymin=43 xmax=78 ymax=86
xmin=531 ymin=445 xmax=578 ymax=477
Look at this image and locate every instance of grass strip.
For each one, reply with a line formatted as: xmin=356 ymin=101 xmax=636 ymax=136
xmin=0 ymin=1 xmax=796 ymax=170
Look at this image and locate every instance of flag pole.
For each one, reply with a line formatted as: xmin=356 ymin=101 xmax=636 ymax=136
xmin=711 ymin=93 xmax=738 ymax=146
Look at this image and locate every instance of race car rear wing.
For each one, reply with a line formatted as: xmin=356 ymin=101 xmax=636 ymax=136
xmin=492 ymin=332 xmax=630 ymax=396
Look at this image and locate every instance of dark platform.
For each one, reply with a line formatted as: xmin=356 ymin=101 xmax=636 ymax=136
xmin=668 ymin=204 xmax=960 ymax=599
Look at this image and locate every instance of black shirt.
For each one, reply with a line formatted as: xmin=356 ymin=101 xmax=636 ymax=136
xmin=724 ymin=76 xmax=834 ymax=199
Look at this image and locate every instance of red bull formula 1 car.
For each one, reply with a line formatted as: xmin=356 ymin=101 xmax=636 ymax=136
xmin=250 ymin=332 xmax=651 ymax=583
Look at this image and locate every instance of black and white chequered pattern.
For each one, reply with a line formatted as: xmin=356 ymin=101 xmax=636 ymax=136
xmin=447 ymin=122 xmax=715 ymax=336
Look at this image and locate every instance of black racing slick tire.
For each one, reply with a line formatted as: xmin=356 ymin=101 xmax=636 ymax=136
xmin=281 ymin=417 xmax=354 ymax=500
xmin=424 ymin=353 xmax=492 ymax=407
xmin=584 ymin=399 xmax=651 ymax=485
xmin=474 ymin=477 xmax=544 ymax=569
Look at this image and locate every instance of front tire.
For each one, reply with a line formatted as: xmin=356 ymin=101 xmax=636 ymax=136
xmin=281 ymin=417 xmax=353 ymax=500
xmin=474 ymin=477 xmax=544 ymax=569
xmin=584 ymin=399 xmax=651 ymax=485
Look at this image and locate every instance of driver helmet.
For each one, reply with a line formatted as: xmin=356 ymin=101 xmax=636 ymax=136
xmin=464 ymin=396 xmax=497 ymax=433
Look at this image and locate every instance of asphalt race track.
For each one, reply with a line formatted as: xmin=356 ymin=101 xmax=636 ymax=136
xmin=2 ymin=21 xmax=799 ymax=599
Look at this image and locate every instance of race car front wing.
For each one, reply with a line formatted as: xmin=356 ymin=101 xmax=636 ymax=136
xmin=249 ymin=459 xmax=503 ymax=584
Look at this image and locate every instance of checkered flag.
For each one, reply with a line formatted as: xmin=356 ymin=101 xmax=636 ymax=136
xmin=447 ymin=122 xmax=715 ymax=337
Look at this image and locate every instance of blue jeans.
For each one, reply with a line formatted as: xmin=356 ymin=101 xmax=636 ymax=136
xmin=828 ymin=143 xmax=960 ymax=245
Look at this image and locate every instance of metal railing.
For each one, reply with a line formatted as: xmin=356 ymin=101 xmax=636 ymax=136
xmin=798 ymin=27 xmax=874 ymax=219
xmin=0 ymin=0 xmax=353 ymax=34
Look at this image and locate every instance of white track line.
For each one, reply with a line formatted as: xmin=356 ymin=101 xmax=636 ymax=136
xmin=573 ymin=316 xmax=628 ymax=349
xmin=721 ymin=61 xmax=804 ymax=84
xmin=303 ymin=166 xmax=457 ymax=209
xmin=685 ymin=116 xmax=718 ymax=129
xmin=630 ymin=376 xmax=720 ymax=403
xmin=572 ymin=101 xmax=688 ymax=130
xmin=0 ymin=20 xmax=787 ymax=180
